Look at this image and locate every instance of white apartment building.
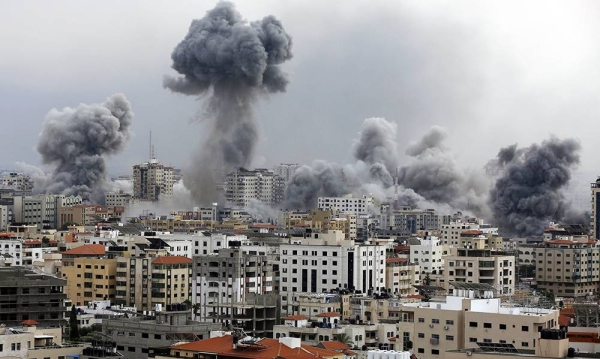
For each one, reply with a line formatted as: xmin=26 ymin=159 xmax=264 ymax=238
xmin=279 ymin=230 xmax=386 ymax=315
xmin=318 ymin=194 xmax=374 ymax=214
xmin=13 ymin=194 xmax=82 ymax=228
xmin=132 ymin=159 xmax=174 ymax=201
xmin=105 ymin=190 xmax=132 ymax=207
xmin=0 ymin=236 xmax=23 ymax=266
xmin=409 ymin=236 xmax=448 ymax=275
xmin=225 ymin=168 xmax=285 ymax=207
xmin=192 ymin=232 xmax=248 ymax=256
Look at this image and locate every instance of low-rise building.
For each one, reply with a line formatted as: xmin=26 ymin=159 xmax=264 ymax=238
xmin=0 ymin=322 xmax=86 ymax=359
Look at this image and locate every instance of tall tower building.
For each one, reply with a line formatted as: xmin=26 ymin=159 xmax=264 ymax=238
xmin=591 ymin=177 xmax=600 ymax=239
xmin=274 ymin=163 xmax=300 ymax=184
xmin=133 ymin=160 xmax=174 ymax=201
xmin=225 ymin=168 xmax=284 ymax=207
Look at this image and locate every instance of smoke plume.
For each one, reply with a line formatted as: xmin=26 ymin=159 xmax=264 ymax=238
xmin=164 ymin=1 xmax=293 ymax=204
xmin=489 ymin=138 xmax=584 ymax=236
xmin=36 ymin=93 xmax=134 ymax=202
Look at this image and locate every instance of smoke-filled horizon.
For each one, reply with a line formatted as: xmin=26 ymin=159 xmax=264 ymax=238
xmin=284 ymin=117 xmax=586 ymax=237
xmin=35 ymin=93 xmax=134 ymax=203
xmin=163 ymin=1 xmax=293 ymax=204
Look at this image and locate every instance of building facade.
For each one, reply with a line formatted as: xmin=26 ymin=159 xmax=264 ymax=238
xmin=133 ymin=160 xmax=174 ymax=201
xmin=225 ymin=168 xmax=285 ymax=207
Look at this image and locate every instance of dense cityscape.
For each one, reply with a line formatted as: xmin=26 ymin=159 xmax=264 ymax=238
xmin=1 ymin=1 xmax=600 ymax=359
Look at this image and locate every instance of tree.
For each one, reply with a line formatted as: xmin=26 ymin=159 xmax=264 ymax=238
xmin=333 ymin=333 xmax=354 ymax=347
xmin=192 ymin=303 xmax=201 ymax=319
xmin=69 ymin=306 xmax=80 ymax=341
xmin=424 ymin=272 xmax=432 ymax=286
xmin=41 ymin=236 xmax=50 ymax=246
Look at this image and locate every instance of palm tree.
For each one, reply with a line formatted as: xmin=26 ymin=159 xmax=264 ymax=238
xmin=334 ymin=333 xmax=354 ymax=347
xmin=192 ymin=303 xmax=201 ymax=319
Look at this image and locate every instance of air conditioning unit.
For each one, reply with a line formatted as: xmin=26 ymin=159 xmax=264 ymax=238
xmin=429 ymin=324 xmax=434 ymax=328
xmin=444 ymin=326 xmax=449 ymax=330
xmin=466 ymin=351 xmax=472 ymax=356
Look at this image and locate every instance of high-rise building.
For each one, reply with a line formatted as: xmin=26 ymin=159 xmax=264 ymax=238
xmin=591 ymin=177 xmax=600 ymax=239
xmin=318 ymin=194 xmax=374 ymax=214
xmin=0 ymin=172 xmax=34 ymax=194
xmin=274 ymin=163 xmax=300 ymax=184
xmin=225 ymin=168 xmax=284 ymax=207
xmin=13 ymin=194 xmax=82 ymax=228
xmin=133 ymin=159 xmax=174 ymax=201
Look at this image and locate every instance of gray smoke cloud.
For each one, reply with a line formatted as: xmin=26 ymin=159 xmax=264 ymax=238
xmin=36 ymin=94 xmax=134 ymax=203
xmin=489 ymin=138 xmax=584 ymax=237
xmin=164 ymin=1 xmax=293 ymax=204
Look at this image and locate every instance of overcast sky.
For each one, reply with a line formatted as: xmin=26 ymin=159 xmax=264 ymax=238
xmin=1 ymin=0 xmax=599 ymax=198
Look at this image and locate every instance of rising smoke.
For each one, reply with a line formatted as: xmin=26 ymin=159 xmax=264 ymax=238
xmin=489 ymin=138 xmax=586 ymax=237
xmin=164 ymin=1 xmax=293 ymax=204
xmin=36 ymin=93 xmax=134 ymax=203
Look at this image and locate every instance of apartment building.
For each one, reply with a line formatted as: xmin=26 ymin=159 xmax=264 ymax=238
xmin=592 ymin=177 xmax=600 ymax=240
xmin=535 ymin=238 xmax=600 ymax=297
xmin=274 ymin=163 xmax=300 ymax=184
xmin=0 ymin=324 xmax=86 ymax=359
xmin=133 ymin=159 xmax=174 ymax=201
xmin=409 ymin=236 xmax=448 ymax=276
xmin=105 ymin=190 xmax=132 ymax=207
xmin=115 ymin=255 xmax=192 ymax=311
xmin=0 ymin=205 xmax=8 ymax=231
xmin=225 ymin=168 xmax=285 ymax=207
xmin=58 ymin=204 xmax=124 ymax=229
xmin=13 ymin=194 xmax=82 ymax=228
xmin=61 ymin=244 xmax=117 ymax=306
xmin=318 ymin=195 xmax=374 ymax=214
xmin=0 ymin=267 xmax=67 ymax=327
xmin=444 ymin=248 xmax=515 ymax=294
xmin=103 ymin=308 xmax=220 ymax=359
xmin=193 ymin=247 xmax=276 ymax=309
xmin=379 ymin=205 xmax=440 ymax=236
xmin=386 ymin=258 xmax=420 ymax=297
xmin=0 ymin=234 xmax=23 ymax=266
xmin=0 ymin=172 xmax=33 ymax=193
xmin=285 ymin=293 xmax=351 ymax=319
xmin=280 ymin=231 xmax=386 ymax=314
xmin=459 ymin=230 xmax=503 ymax=250
xmin=192 ymin=231 xmax=248 ymax=256
xmin=402 ymin=286 xmax=560 ymax=359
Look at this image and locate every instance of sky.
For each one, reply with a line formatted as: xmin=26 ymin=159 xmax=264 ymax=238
xmin=1 ymin=0 xmax=599 ymax=203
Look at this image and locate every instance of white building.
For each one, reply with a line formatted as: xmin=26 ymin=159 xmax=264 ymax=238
xmin=318 ymin=195 xmax=374 ymax=214
xmin=279 ymin=230 xmax=386 ymax=315
xmin=379 ymin=205 xmax=440 ymax=236
xmin=409 ymin=236 xmax=448 ymax=276
xmin=192 ymin=232 xmax=248 ymax=256
xmin=225 ymin=168 xmax=285 ymax=207
xmin=0 ymin=236 xmax=23 ymax=266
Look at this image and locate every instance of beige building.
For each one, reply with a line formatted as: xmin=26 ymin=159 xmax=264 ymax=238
xmin=459 ymin=230 xmax=503 ymax=250
xmin=225 ymin=168 xmax=285 ymax=207
xmin=133 ymin=159 xmax=174 ymax=201
xmin=61 ymin=244 xmax=117 ymax=306
xmin=402 ymin=287 xmax=561 ymax=359
xmin=386 ymin=258 xmax=419 ymax=297
xmin=535 ymin=238 xmax=600 ymax=297
xmin=58 ymin=204 xmax=124 ymax=229
xmin=0 ymin=323 xmax=86 ymax=359
xmin=444 ymin=248 xmax=515 ymax=294
xmin=116 ymin=255 xmax=192 ymax=311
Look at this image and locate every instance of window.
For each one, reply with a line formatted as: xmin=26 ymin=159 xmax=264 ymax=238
xmin=522 ymin=342 xmax=529 ymax=347
xmin=418 ymin=318 xmax=425 ymax=323
xmin=431 ymin=350 xmax=439 ymax=355
xmin=432 ymin=319 xmax=439 ymax=324
xmin=469 ymin=322 xmax=478 ymax=327
xmin=522 ymin=326 xmax=529 ymax=332
xmin=446 ymin=335 xmax=454 ymax=341
xmin=142 ymin=333 xmax=148 ymax=338
xmin=417 ymin=348 xmax=424 ymax=354
xmin=128 ymin=347 xmax=136 ymax=352
xmin=469 ymin=338 xmax=477 ymax=342
xmin=154 ymin=334 xmax=161 ymax=340
xmin=418 ymin=333 xmax=424 ymax=338
xmin=500 ymin=324 xmax=507 ymax=330
xmin=446 ymin=319 xmax=454 ymax=325
xmin=484 ymin=323 xmax=492 ymax=328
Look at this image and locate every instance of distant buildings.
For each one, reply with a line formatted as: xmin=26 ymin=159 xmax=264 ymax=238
xmin=0 ymin=172 xmax=33 ymax=194
xmin=591 ymin=177 xmax=600 ymax=239
xmin=13 ymin=194 xmax=82 ymax=228
xmin=225 ymin=168 xmax=285 ymax=207
xmin=133 ymin=159 xmax=174 ymax=201
xmin=318 ymin=195 xmax=374 ymax=214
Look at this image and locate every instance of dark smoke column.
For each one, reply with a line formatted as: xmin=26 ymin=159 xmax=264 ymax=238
xmin=37 ymin=94 xmax=134 ymax=202
xmin=489 ymin=138 xmax=582 ymax=237
xmin=163 ymin=1 xmax=293 ymax=203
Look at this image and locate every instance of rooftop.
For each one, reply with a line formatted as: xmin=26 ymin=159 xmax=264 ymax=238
xmin=62 ymin=244 xmax=105 ymax=256
xmin=153 ymin=256 xmax=193 ymax=265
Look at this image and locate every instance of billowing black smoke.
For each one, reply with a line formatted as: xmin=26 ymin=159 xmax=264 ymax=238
xmin=489 ymin=138 xmax=584 ymax=236
xmin=164 ymin=1 xmax=293 ymax=204
xmin=36 ymin=93 xmax=134 ymax=202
